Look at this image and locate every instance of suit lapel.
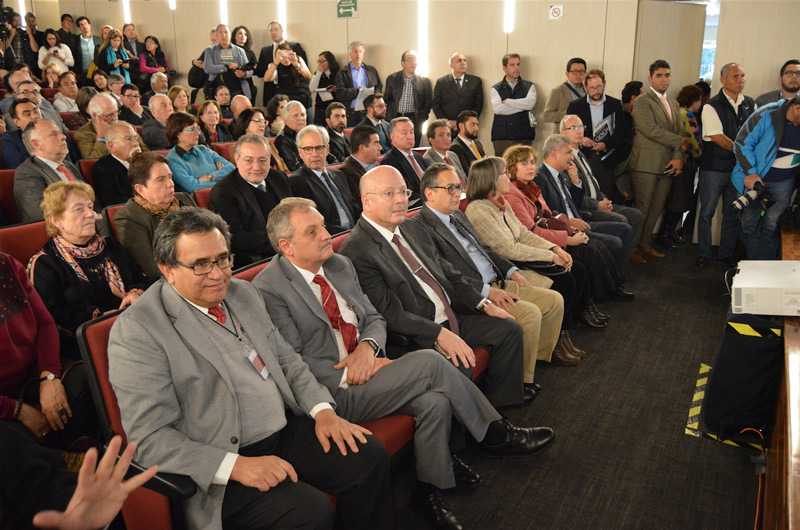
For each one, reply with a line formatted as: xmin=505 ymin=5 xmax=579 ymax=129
xmin=426 ymin=208 xmax=481 ymax=276
xmin=361 ymin=219 xmax=431 ymax=302
xmin=278 ymin=256 xmax=333 ymax=331
xmin=33 ymin=157 xmax=62 ymax=185
xmin=234 ymin=172 xmax=266 ymax=227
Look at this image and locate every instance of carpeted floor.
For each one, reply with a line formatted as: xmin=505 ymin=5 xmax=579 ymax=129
xmin=391 ymin=243 xmax=760 ymax=530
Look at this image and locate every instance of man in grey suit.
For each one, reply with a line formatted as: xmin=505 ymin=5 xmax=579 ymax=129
xmin=255 ymin=197 xmax=555 ymax=530
xmin=755 ymin=60 xmax=800 ymax=108
xmin=423 ymin=119 xmax=468 ymax=183
xmin=108 ymin=207 xmax=393 ymax=530
xmin=14 ymin=119 xmax=85 ymax=223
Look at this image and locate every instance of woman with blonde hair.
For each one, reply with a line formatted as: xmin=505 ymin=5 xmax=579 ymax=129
xmin=95 ymin=28 xmax=132 ymax=84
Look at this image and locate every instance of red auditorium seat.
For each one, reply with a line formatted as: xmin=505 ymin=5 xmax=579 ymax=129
xmin=41 ymin=88 xmax=58 ymax=100
xmin=154 ymin=150 xmax=171 ymax=157
xmin=0 ymin=169 xmax=19 ymax=223
xmin=232 ymin=258 xmax=270 ymax=281
xmin=459 ymin=197 xmax=469 ymax=212
xmin=326 ymin=164 xmax=341 ymax=171
xmin=135 ymin=126 xmax=143 ymax=137
xmin=79 ymin=159 xmax=98 ymax=188
xmin=66 ymin=130 xmax=77 ymax=144
xmin=59 ymin=112 xmax=75 ymax=124
xmin=331 ymin=231 xmax=350 ymax=252
xmin=211 ymin=142 xmax=236 ymax=162
xmin=0 ymin=221 xmax=49 ymax=265
xmin=193 ymin=188 xmax=212 ymax=209
xmin=222 ymin=119 xmax=232 ymax=126
xmin=104 ymin=204 xmax=124 ymax=240
xmin=344 ymin=127 xmax=354 ymax=137
xmin=406 ymin=206 xmax=421 ymax=218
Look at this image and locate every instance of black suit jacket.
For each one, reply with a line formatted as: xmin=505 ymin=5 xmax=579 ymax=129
xmin=432 ymin=73 xmax=484 ymax=120
xmin=535 ymin=163 xmax=584 ymax=219
xmin=334 ymin=64 xmax=383 ymax=110
xmin=338 ymin=217 xmax=484 ymax=352
xmin=123 ymin=39 xmax=145 ymax=58
xmin=118 ymin=105 xmax=153 ymax=126
xmin=566 ymin=95 xmax=629 ymax=169
xmin=449 ymin=136 xmax=486 ymax=175
xmin=327 ymin=128 xmax=351 ymax=163
xmin=274 ymin=128 xmax=301 ymax=172
xmin=93 ymin=155 xmax=133 ymax=207
xmin=411 ymin=206 xmax=514 ymax=294
xmin=379 ymin=147 xmax=428 ymax=203
xmin=339 ymin=155 xmax=368 ymax=199
xmin=356 ymin=116 xmax=391 ymax=153
xmin=384 ymin=71 xmax=433 ymax=123
xmin=288 ymin=166 xmax=360 ymax=235
xmin=254 ymin=41 xmax=308 ymax=105
xmin=209 ymin=167 xmax=291 ymax=267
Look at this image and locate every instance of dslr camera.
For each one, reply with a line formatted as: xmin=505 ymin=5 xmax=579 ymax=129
xmin=732 ymin=180 xmax=775 ymax=212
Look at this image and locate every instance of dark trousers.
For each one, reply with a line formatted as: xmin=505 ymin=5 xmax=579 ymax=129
xmin=586 ymin=221 xmax=634 ymax=280
xmin=222 ymin=416 xmax=394 ymax=530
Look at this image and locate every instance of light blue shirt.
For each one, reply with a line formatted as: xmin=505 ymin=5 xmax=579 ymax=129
xmin=351 ymin=155 xmax=377 ymax=172
xmin=349 ymin=63 xmax=368 ymax=109
xmin=80 ymin=35 xmax=95 ymax=71
xmin=587 ymin=94 xmax=606 ymax=137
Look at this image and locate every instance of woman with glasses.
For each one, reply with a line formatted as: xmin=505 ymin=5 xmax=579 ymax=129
xmin=197 ymin=100 xmax=233 ymax=146
xmin=165 ymin=112 xmax=234 ymax=192
xmin=309 ymin=51 xmax=340 ymax=126
xmin=232 ymin=107 xmax=290 ymax=173
xmin=115 ymin=152 xmax=197 ymax=279
xmin=139 ymin=35 xmax=169 ymax=91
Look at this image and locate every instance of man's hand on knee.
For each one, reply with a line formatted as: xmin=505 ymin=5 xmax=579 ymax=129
xmin=230 ymin=455 xmax=298 ymax=492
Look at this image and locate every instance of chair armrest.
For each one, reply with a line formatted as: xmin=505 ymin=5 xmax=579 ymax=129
xmin=122 ymin=457 xmax=197 ymax=500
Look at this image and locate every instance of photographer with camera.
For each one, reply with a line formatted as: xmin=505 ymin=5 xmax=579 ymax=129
xmin=732 ymin=95 xmax=800 ymax=260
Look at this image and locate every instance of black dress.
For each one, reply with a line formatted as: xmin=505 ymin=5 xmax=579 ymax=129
xmin=275 ymin=63 xmax=312 ymax=108
xmin=312 ymin=71 xmax=336 ymax=125
xmin=567 ymin=238 xmax=625 ymax=300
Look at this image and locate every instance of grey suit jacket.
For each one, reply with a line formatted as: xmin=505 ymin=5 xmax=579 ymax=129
xmin=14 ymin=157 xmax=85 ymax=223
xmin=755 ymin=89 xmax=796 ymax=108
xmin=628 ymin=88 xmax=684 ymax=174
xmin=108 ymin=279 xmax=334 ymax=530
xmin=255 ymin=254 xmax=387 ymax=392
xmin=422 ymin=148 xmax=467 ymax=183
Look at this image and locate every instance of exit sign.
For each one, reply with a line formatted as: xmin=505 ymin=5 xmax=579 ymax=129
xmin=337 ymin=0 xmax=358 ymax=18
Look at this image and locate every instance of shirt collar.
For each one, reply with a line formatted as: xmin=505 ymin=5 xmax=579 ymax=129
xmin=36 ymin=156 xmax=63 ymax=172
xmin=542 ymin=162 xmax=560 ymax=178
xmin=111 ymin=154 xmax=130 ymax=169
xmin=722 ymin=90 xmax=745 ymax=107
xmin=458 ymin=135 xmax=473 ymax=146
xmin=351 ymin=154 xmax=375 ymax=171
xmin=426 ymin=204 xmax=452 ymax=225
xmin=289 ymin=260 xmax=325 ymax=285
xmin=239 ymin=170 xmax=265 ymax=189
xmin=650 ymin=86 xmax=666 ymax=98
xmin=363 ymin=215 xmax=399 ymax=243
xmin=171 ymin=284 xmax=212 ymax=315
xmin=350 ymin=62 xmax=364 ymax=72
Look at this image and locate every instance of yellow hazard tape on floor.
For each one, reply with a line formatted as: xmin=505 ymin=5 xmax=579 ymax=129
xmin=727 ymin=322 xmax=782 ymax=338
xmin=684 ymin=362 xmax=763 ymax=451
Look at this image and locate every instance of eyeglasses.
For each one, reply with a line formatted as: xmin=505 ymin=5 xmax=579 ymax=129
xmin=18 ymin=89 xmax=41 ymax=97
xmin=366 ymin=189 xmax=413 ymax=200
xmin=250 ymin=118 xmax=265 ymax=123
xmin=182 ymin=126 xmax=200 ymax=133
xmin=430 ymin=184 xmax=464 ymax=196
xmin=317 ymin=58 xmax=328 ymax=64
xmin=370 ymin=104 xmax=387 ymax=109
xmin=564 ymin=125 xmax=585 ymax=131
xmin=784 ymin=71 xmax=800 ymax=78
xmin=300 ymin=145 xmax=327 ymax=154
xmin=176 ymin=254 xmax=235 ymax=275
xmin=568 ymin=69 xmax=586 ymax=75
xmin=99 ymin=110 xmax=120 ymax=121
xmin=123 ymin=93 xmax=141 ymax=99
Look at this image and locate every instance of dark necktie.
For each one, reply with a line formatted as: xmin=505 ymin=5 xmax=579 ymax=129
xmin=575 ymin=151 xmax=599 ymax=200
xmin=450 ymin=215 xmax=503 ymax=283
xmin=257 ymin=183 xmax=266 ymax=192
xmin=313 ymin=275 xmax=358 ymax=353
xmin=321 ymin=171 xmax=355 ymax=227
xmin=375 ymin=123 xmax=388 ymax=149
xmin=555 ymin=171 xmax=581 ymax=219
xmin=391 ymin=234 xmax=459 ymax=335
xmin=456 ymin=78 xmax=463 ymax=93
xmin=208 ymin=306 xmax=226 ymax=324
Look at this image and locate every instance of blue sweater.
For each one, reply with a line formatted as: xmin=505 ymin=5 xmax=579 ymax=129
xmin=166 ymin=145 xmax=235 ymax=193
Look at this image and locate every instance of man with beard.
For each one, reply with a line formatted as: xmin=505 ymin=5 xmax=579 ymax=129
xmin=93 ymin=122 xmax=142 ymax=207
xmin=449 ymin=110 xmax=486 ymax=173
xmin=357 ymin=93 xmax=391 ymax=153
xmin=423 ymin=119 xmax=467 ymax=183
xmin=756 ymin=60 xmax=800 ymax=108
xmin=325 ymin=102 xmax=351 ymax=163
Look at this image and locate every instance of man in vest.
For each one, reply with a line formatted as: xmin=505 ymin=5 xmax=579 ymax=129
xmin=490 ymin=53 xmax=536 ymax=156
xmin=696 ymin=63 xmax=755 ymax=268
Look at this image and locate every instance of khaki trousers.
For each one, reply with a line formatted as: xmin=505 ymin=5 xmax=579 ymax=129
xmin=631 ymin=170 xmax=673 ymax=251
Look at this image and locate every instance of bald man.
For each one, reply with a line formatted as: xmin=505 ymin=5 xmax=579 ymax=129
xmin=432 ymin=53 xmax=484 ymax=131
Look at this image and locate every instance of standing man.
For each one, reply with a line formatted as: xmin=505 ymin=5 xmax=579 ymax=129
xmin=543 ymin=58 xmax=586 ymax=127
xmin=3 ymin=13 xmax=44 ymax=77
xmin=339 ymin=125 xmax=382 ymax=198
xmin=108 ymin=207 xmax=394 ymax=530
xmin=380 ymin=117 xmax=429 ymax=202
xmin=335 ymin=41 xmax=382 ymax=126
xmin=325 ymin=102 xmax=351 ymax=163
xmin=255 ymin=21 xmax=308 ymax=106
xmin=696 ymin=63 xmax=755 ymax=268
xmin=74 ymin=17 xmax=101 ymax=82
xmin=755 ymin=60 xmax=800 ymax=108
xmin=203 ymin=24 xmax=252 ymax=100
xmin=384 ymin=50 xmax=432 ymax=147
xmin=732 ymin=96 xmax=800 ymax=260
xmin=566 ymin=69 xmax=630 ymax=198
xmin=121 ymin=23 xmax=144 ymax=88
xmin=449 ymin=110 xmax=486 ymax=173
xmin=432 ymin=53 xmax=484 ymax=132
xmin=290 ymin=125 xmax=360 ymax=235
xmin=56 ymin=14 xmax=76 ymax=56
xmin=423 ymin=119 xmax=468 ymax=183
xmin=627 ymin=59 xmax=686 ymax=260
xmin=490 ymin=53 xmax=537 ymax=156
xmin=356 ymin=93 xmax=391 ymax=153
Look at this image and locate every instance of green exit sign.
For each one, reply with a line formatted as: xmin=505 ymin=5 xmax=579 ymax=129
xmin=337 ymin=0 xmax=358 ymax=18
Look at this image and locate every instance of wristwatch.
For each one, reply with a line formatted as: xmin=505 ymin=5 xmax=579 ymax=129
xmin=477 ymin=298 xmax=493 ymax=312
xmin=361 ymin=338 xmax=382 ymax=357
xmin=39 ymin=373 xmax=60 ymax=382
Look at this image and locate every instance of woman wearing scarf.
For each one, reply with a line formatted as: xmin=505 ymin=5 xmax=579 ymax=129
xmin=28 ymin=182 xmax=149 ymax=359
xmin=95 ymin=29 xmax=131 ymax=84
xmin=115 ymin=152 xmax=196 ymax=280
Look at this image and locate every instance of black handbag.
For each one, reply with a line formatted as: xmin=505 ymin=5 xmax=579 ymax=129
xmin=187 ymin=64 xmax=206 ymax=89
xmin=511 ymin=260 xmax=568 ymax=276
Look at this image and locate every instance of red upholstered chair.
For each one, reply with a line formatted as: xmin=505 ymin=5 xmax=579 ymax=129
xmin=77 ymin=313 xmax=196 ymax=530
xmin=135 ymin=126 xmax=144 ymax=137
xmin=211 ymin=142 xmax=236 ymax=162
xmin=0 ymin=169 xmax=19 ymax=224
xmin=326 ymin=164 xmax=341 ymax=171
xmin=268 ymin=137 xmax=276 ymax=144
xmin=41 ymin=88 xmax=58 ymax=99
xmin=154 ymin=150 xmax=170 ymax=157
xmin=59 ymin=112 xmax=75 ymax=124
xmin=406 ymin=206 xmax=421 ymax=218
xmin=459 ymin=197 xmax=469 ymax=212
xmin=221 ymin=119 xmax=232 ymax=126
xmin=377 ymin=155 xmax=385 ymax=164
xmin=193 ymin=188 xmax=212 ymax=210
xmin=344 ymin=127 xmax=354 ymax=137
xmin=103 ymin=204 xmax=124 ymax=240
xmin=79 ymin=158 xmax=98 ymax=188
xmin=66 ymin=130 xmax=77 ymax=144
xmin=331 ymin=231 xmax=350 ymax=252
xmin=232 ymin=258 xmax=270 ymax=281
xmin=0 ymin=221 xmax=49 ymax=265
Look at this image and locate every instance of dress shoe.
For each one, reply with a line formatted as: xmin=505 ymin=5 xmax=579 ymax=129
xmin=629 ymin=251 xmax=647 ymax=264
xmin=523 ymin=385 xmax=537 ymax=403
xmin=410 ymin=487 xmax=463 ymax=530
xmin=655 ymin=234 xmax=678 ymax=249
xmin=669 ymin=230 xmax=688 ymax=245
xmin=526 ymin=382 xmax=543 ymax=393
xmin=719 ymin=256 xmax=739 ymax=269
xmin=559 ymin=330 xmax=586 ymax=358
xmin=451 ymin=453 xmax=481 ymax=488
xmin=480 ymin=419 xmax=556 ymax=458
xmin=610 ymin=288 xmax=635 ymax=301
xmin=641 ymin=248 xmax=666 ymax=258
xmin=552 ymin=341 xmax=581 ymax=366
xmin=578 ymin=309 xmax=607 ymax=329
xmin=695 ymin=256 xmax=710 ymax=268
xmin=589 ymin=300 xmax=610 ymax=322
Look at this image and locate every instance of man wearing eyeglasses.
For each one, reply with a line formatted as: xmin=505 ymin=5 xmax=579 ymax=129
xmin=210 ymin=134 xmax=292 ymax=268
xmin=543 ymin=58 xmax=587 ymax=128
xmin=290 ymin=125 xmax=360 ymax=235
xmin=109 ymin=207 xmax=394 ymax=530
xmin=117 ymin=83 xmax=153 ymax=125
xmin=755 ymin=60 xmax=800 ymax=108
xmin=3 ymin=79 xmax=66 ymax=133
xmin=0 ymin=69 xmax=55 ymax=115
xmin=76 ymin=93 xmax=148 ymax=158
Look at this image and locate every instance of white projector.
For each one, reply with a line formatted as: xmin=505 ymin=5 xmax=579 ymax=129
xmin=731 ymin=260 xmax=800 ymax=316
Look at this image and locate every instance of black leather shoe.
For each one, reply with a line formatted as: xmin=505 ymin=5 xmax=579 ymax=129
xmin=526 ymin=382 xmax=543 ymax=393
xmin=669 ymin=230 xmax=688 ymax=245
xmin=611 ymin=288 xmax=635 ymax=301
xmin=410 ymin=488 xmax=463 ymax=530
xmin=480 ymin=419 xmax=556 ymax=458
xmin=578 ymin=309 xmax=607 ymax=329
xmin=523 ymin=385 xmax=537 ymax=403
xmin=451 ymin=453 xmax=481 ymax=488
xmin=589 ymin=300 xmax=610 ymax=322
xmin=695 ymin=256 xmax=710 ymax=268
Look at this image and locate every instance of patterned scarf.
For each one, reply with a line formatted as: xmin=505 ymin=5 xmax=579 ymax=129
xmin=52 ymin=234 xmax=126 ymax=299
xmin=513 ymin=179 xmax=548 ymax=213
xmin=133 ymin=194 xmax=181 ymax=220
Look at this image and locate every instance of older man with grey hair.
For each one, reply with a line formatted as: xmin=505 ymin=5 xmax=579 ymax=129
xmin=14 ymin=119 xmax=86 ymax=222
xmin=92 ymin=121 xmax=142 ymax=207
xmin=0 ymin=69 xmax=56 ymax=114
xmin=75 ymin=92 xmax=148 ymax=159
xmin=141 ymin=93 xmax=174 ymax=150
xmin=3 ymin=79 xmax=66 ymax=132
xmin=274 ymin=100 xmax=308 ymax=171
xmin=380 ymin=116 xmax=429 ymax=203
xmin=141 ymin=71 xmax=168 ymax=106
xmin=288 ymin=124 xmax=360 ymax=234
xmin=335 ymin=40 xmax=383 ymax=126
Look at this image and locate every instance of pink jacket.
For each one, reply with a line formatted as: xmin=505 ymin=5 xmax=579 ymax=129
xmin=504 ymin=184 xmax=569 ymax=247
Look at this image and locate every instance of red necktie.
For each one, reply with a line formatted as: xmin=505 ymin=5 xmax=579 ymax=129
xmin=208 ymin=306 xmax=226 ymax=324
xmin=443 ymin=155 xmax=453 ymax=167
xmin=313 ymin=275 xmax=358 ymax=353
xmin=391 ymin=234 xmax=459 ymax=335
xmin=57 ymin=165 xmax=75 ymax=181
xmin=408 ymin=154 xmax=423 ymax=178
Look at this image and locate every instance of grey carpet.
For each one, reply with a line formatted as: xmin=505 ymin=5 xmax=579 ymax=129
xmin=390 ymin=243 xmax=760 ymax=530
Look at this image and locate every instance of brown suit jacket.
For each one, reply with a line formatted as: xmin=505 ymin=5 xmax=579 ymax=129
xmin=628 ymin=88 xmax=684 ymax=175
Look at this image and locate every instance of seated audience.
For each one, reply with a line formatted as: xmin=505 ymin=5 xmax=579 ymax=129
xmin=141 ymin=71 xmax=168 ymax=107
xmin=1 ymin=67 xmax=56 ymax=114
xmin=38 ymin=29 xmax=73 ymax=75
xmin=53 ymin=71 xmax=79 ymax=112
xmin=228 ymin=93 xmax=254 ymax=131
xmin=449 ymin=110 xmax=486 ymax=173
xmin=167 ymin=84 xmax=195 ymax=115
xmin=14 ymin=119 xmax=87 ymax=223
xmin=92 ymin=70 xmax=110 ymax=93
xmin=115 ymin=151 xmax=196 ymax=279
xmin=265 ymin=93 xmax=289 ymax=135
xmin=40 ymin=63 xmax=63 ymax=90
xmin=93 ymin=121 xmax=141 ymax=207
xmin=213 ymin=84 xmax=233 ymax=119
xmin=141 ymin=93 xmax=173 ymax=150
xmin=139 ymin=35 xmax=169 ymax=92
xmin=263 ymin=42 xmax=312 ymax=109
xmin=380 ymin=116 xmax=429 ymax=202
xmin=63 ymin=86 xmax=95 ymax=131
xmin=0 ymin=252 xmax=97 ymax=449
xmin=1 ymin=98 xmax=41 ymax=169
xmin=108 ymin=73 xmax=126 ymax=105
xmin=339 ymin=124 xmax=382 ymax=197
xmin=209 ymin=134 xmax=291 ymax=267
xmin=165 ymin=111 xmax=233 ymax=192
xmin=310 ymin=50 xmax=340 ymax=125
xmin=197 ymin=99 xmax=233 ymax=146
xmin=325 ymin=101 xmax=351 ymax=163
xmin=3 ymin=79 xmax=69 ymax=134
xmin=29 ymin=181 xmax=148 ymax=357
xmin=274 ymin=100 xmax=307 ymax=171
xmin=118 ymin=82 xmax=152 ymax=124
xmin=423 ymin=119 xmax=468 ymax=183
xmin=76 ymin=92 xmax=147 ymax=159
